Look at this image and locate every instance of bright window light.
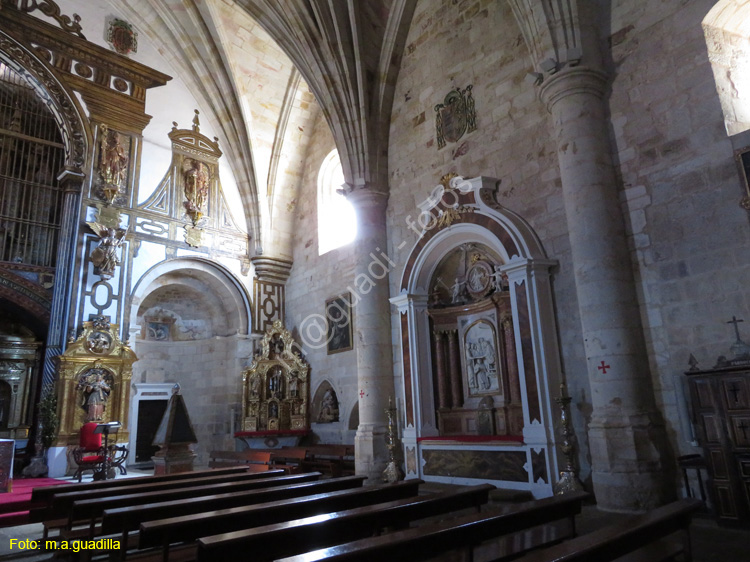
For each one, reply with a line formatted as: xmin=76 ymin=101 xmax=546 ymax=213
xmin=317 ymin=150 xmax=357 ymax=255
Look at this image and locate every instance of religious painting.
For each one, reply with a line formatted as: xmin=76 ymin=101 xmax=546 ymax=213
xmin=326 ymin=293 xmax=353 ymax=355
xmin=463 ymin=320 xmax=501 ymax=396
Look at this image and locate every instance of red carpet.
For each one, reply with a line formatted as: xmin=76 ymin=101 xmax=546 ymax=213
xmin=0 ymin=477 xmax=67 ymax=527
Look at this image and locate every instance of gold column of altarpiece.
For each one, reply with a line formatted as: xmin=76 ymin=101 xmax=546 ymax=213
xmin=55 ymin=316 xmax=136 ymax=447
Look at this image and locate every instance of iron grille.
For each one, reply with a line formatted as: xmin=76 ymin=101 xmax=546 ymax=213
xmin=0 ymin=62 xmax=65 ymax=268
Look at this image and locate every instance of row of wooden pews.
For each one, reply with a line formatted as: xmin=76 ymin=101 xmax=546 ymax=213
xmin=28 ymin=464 xmax=702 ymax=562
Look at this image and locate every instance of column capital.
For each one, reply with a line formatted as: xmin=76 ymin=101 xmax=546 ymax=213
xmin=390 ymin=292 xmax=428 ymax=313
xmin=344 ymin=186 xmax=389 ymax=211
xmin=56 ymin=166 xmax=85 ymax=193
xmin=250 ymin=255 xmax=293 ymax=283
xmin=538 ymin=66 xmax=609 ymax=113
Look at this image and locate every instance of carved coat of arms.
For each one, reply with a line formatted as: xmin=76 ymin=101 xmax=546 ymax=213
xmin=435 ymin=85 xmax=477 ymax=149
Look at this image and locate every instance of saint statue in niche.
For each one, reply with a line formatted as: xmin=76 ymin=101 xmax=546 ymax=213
xmin=267 ymin=367 xmax=283 ymax=399
xmin=99 ymin=125 xmax=128 ymax=203
xmin=249 ymin=375 xmax=260 ymax=399
xmin=182 ymin=158 xmax=210 ymax=224
xmin=77 ymin=369 xmax=112 ymax=422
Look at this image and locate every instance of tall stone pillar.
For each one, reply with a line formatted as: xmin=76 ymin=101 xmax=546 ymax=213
xmin=539 ymin=67 xmax=669 ymax=511
xmin=346 ymin=188 xmax=394 ymax=481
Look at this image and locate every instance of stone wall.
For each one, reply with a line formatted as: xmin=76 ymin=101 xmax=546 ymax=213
xmin=606 ymin=0 xmax=750 ymax=452
xmin=132 ymin=336 xmax=250 ymax=466
xmin=382 ymin=0 xmax=750 ymax=485
xmin=285 ymin=111 xmax=358 ymax=444
xmin=386 ymin=0 xmax=591 ymax=475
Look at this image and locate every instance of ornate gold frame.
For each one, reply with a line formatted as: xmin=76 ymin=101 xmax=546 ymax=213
xmin=55 ymin=318 xmax=136 ymax=447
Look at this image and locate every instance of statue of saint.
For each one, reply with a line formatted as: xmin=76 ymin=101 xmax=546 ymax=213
xmin=78 ymin=371 xmax=111 ymax=422
xmin=183 ymin=159 xmax=210 ymax=223
xmin=99 ymin=126 xmax=128 ymax=187
xmin=86 ymin=222 xmax=128 ymax=280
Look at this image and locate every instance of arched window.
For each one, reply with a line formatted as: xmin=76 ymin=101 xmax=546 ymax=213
xmin=317 ymin=150 xmax=356 ymax=255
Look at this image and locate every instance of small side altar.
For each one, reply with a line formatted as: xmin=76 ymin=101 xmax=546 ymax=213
xmin=237 ymin=321 xmax=309 ymax=445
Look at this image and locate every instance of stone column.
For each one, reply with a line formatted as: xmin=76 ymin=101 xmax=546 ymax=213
xmin=447 ymin=330 xmax=463 ymax=408
xmin=539 ymin=67 xmax=669 ymax=511
xmin=346 ymin=188 xmax=395 ymax=481
xmin=43 ymin=167 xmax=84 ymax=387
xmin=433 ymin=331 xmax=449 ymax=409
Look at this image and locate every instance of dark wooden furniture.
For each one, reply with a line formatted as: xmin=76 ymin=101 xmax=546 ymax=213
xmin=514 ymin=498 xmax=702 ymax=562
xmin=58 ymin=472 xmax=320 ymax=540
xmin=275 ymin=490 xmax=589 ymax=562
xmin=30 ymin=465 xmax=250 ymax=509
xmin=100 ymin=474 xmax=364 ymax=546
xmin=45 ymin=469 xmax=284 ymax=520
xmin=130 ymin=479 xmax=421 ymax=562
xmin=300 ymin=445 xmax=355 ymax=477
xmin=207 ymin=450 xmax=273 ymax=470
xmin=197 ymin=483 xmax=489 ymax=561
xmin=685 ymin=365 xmax=750 ymax=524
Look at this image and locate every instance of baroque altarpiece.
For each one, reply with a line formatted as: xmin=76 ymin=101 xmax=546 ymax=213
xmin=55 ymin=316 xmax=136 ymax=448
xmin=428 ymin=243 xmax=523 ymax=437
xmin=241 ymin=321 xmax=309 ymax=433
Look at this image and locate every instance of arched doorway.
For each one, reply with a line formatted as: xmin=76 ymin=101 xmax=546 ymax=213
xmin=128 ymin=258 xmax=251 ymax=466
xmin=392 ymin=176 xmax=564 ymax=498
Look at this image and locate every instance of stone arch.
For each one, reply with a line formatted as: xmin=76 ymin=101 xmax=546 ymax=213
xmin=391 ymin=176 xmax=563 ymax=498
xmin=127 ymin=257 xmax=252 ymax=467
xmin=129 ymin=257 xmax=251 ymax=343
xmin=703 ymin=1 xmax=750 ymax=136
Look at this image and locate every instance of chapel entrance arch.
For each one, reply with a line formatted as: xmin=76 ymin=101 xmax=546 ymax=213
xmin=392 ymin=176 xmax=564 ymax=498
xmin=128 ymin=258 xmax=251 ymax=467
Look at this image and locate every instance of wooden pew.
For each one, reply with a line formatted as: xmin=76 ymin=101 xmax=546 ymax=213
xmin=270 ymin=448 xmax=308 ymax=473
xmin=300 ymin=445 xmax=351 ymax=477
xmin=100 ymin=475 xmax=369 ymax=552
xmin=196 ymin=483 xmax=492 ymax=561
xmin=134 ymin=478 xmax=423 ymax=562
xmin=61 ymin=472 xmax=320 ymax=540
xmin=274 ymin=490 xmax=590 ymax=562
xmin=46 ymin=469 xmax=285 ymax=521
xmin=30 ymin=466 xmax=251 ymax=521
xmin=207 ymin=450 xmax=272 ymax=469
xmin=513 ymin=498 xmax=703 ymax=562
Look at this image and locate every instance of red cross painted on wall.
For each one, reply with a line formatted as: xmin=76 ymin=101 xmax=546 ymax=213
xmin=359 ymin=390 xmax=365 ymax=398
xmin=597 ymin=361 xmax=611 ymax=374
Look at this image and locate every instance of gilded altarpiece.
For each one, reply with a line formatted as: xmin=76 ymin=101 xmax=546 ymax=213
xmin=241 ymin=321 xmax=309 ymax=433
xmin=55 ymin=317 xmax=136 ymax=447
